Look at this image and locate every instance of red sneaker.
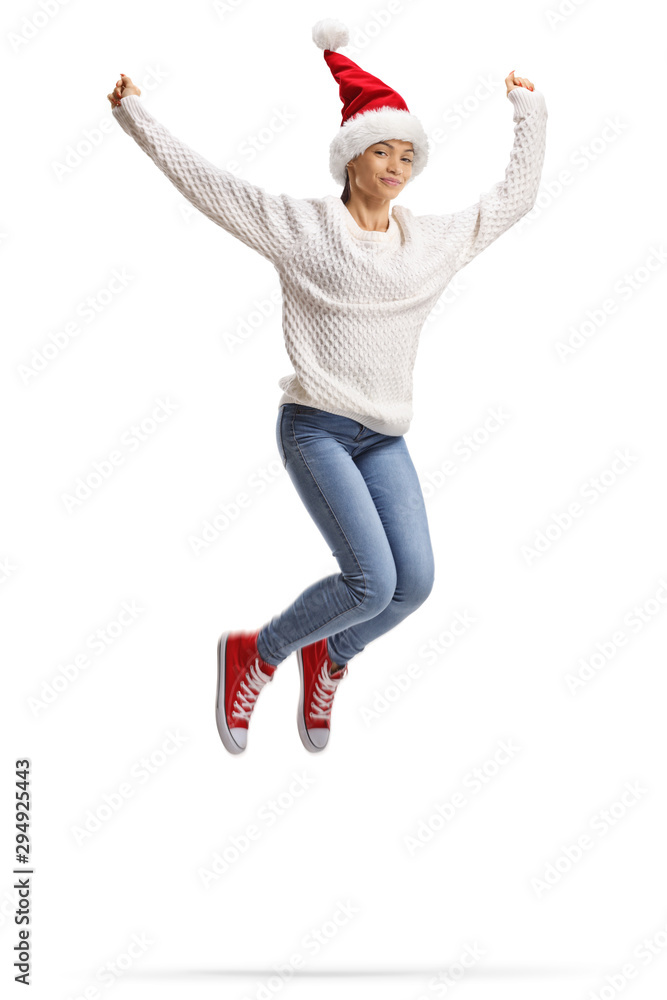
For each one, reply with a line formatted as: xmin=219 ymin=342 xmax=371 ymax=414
xmin=216 ymin=631 xmax=277 ymax=754
xmin=296 ymin=638 xmax=348 ymax=751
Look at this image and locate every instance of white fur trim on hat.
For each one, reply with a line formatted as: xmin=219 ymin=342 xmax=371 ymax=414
xmin=329 ymin=106 xmax=430 ymax=187
xmin=312 ymin=18 xmax=349 ymax=51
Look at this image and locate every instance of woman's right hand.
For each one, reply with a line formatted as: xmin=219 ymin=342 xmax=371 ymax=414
xmin=107 ymin=73 xmax=141 ymax=108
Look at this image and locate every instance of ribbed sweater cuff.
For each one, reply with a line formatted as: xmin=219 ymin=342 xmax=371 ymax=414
xmin=112 ymin=93 xmax=153 ymax=126
xmin=507 ymin=86 xmax=547 ymax=120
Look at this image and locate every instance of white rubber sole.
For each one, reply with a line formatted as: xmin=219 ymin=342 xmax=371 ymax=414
xmin=215 ymin=631 xmax=245 ymax=755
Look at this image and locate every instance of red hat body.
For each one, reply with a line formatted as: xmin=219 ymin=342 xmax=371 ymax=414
xmin=312 ymin=18 xmax=430 ymax=186
xmin=324 ymin=51 xmax=410 ymax=123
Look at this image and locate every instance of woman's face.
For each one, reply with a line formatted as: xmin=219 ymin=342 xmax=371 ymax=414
xmin=346 ymin=139 xmax=414 ymax=198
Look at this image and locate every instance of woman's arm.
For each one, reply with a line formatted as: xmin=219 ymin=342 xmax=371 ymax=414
xmin=429 ymin=74 xmax=548 ymax=273
xmin=110 ymin=86 xmax=317 ymax=267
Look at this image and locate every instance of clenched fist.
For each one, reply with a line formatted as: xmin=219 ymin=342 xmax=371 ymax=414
xmin=107 ymin=73 xmax=141 ymax=108
xmin=505 ymin=70 xmax=535 ymax=96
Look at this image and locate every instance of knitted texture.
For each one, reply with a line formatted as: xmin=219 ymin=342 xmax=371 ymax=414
xmin=112 ymin=88 xmax=547 ymax=435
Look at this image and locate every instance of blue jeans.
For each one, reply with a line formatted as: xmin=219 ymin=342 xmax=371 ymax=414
xmin=255 ymin=404 xmax=435 ymax=666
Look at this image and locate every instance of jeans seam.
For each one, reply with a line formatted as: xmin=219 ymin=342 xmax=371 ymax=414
xmin=278 ymin=409 xmax=288 ymax=468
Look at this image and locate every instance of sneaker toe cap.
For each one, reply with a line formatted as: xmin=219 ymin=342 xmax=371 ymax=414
xmin=307 ymin=727 xmax=330 ymax=749
xmin=230 ymin=727 xmax=248 ymax=750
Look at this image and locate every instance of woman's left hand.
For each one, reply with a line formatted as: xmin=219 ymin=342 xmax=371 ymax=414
xmin=505 ymin=70 xmax=534 ymax=96
xmin=107 ymin=73 xmax=141 ymax=108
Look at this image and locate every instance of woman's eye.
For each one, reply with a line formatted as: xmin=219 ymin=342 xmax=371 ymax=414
xmin=375 ymin=150 xmax=413 ymax=163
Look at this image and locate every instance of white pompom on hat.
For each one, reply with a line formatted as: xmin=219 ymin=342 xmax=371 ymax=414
xmin=312 ymin=18 xmax=430 ymax=186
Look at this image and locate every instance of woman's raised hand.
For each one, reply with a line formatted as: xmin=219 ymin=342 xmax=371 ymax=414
xmin=107 ymin=73 xmax=141 ymax=108
xmin=505 ymin=70 xmax=535 ymax=96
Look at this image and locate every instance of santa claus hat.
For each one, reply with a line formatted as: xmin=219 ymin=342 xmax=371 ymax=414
xmin=312 ymin=18 xmax=430 ymax=186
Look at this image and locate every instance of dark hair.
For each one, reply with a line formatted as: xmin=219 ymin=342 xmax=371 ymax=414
xmin=341 ymin=169 xmax=350 ymax=204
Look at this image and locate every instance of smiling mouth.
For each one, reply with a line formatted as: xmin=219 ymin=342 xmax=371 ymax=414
xmin=381 ymin=178 xmax=400 ymax=186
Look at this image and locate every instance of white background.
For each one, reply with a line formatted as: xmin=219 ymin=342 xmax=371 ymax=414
xmin=3 ymin=0 xmax=666 ymax=997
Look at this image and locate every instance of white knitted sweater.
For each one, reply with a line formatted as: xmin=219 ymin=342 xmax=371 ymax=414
xmin=112 ymin=88 xmax=547 ymax=435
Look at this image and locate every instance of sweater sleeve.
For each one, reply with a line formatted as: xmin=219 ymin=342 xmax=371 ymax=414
xmin=111 ymin=94 xmax=317 ymax=266
xmin=430 ymin=86 xmax=548 ymax=273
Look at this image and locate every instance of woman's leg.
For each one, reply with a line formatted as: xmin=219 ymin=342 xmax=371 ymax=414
xmin=325 ymin=427 xmax=435 ymax=665
xmin=256 ymin=405 xmax=435 ymax=666
xmin=256 ymin=404 xmax=398 ymax=665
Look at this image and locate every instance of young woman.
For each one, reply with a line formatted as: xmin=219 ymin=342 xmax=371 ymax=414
xmin=108 ymin=19 xmax=547 ymax=756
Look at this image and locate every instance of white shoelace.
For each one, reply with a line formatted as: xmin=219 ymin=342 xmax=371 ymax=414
xmin=309 ymin=658 xmax=346 ymax=720
xmin=233 ymin=658 xmax=274 ymax=722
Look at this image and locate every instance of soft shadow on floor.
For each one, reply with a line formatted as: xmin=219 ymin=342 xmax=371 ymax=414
xmin=123 ymin=964 xmax=600 ymax=978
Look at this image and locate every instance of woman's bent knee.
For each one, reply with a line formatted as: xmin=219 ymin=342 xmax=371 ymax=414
xmin=398 ymin=560 xmax=435 ymax=609
xmin=414 ymin=569 xmax=435 ymax=606
xmin=353 ymin=562 xmax=397 ymax=617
